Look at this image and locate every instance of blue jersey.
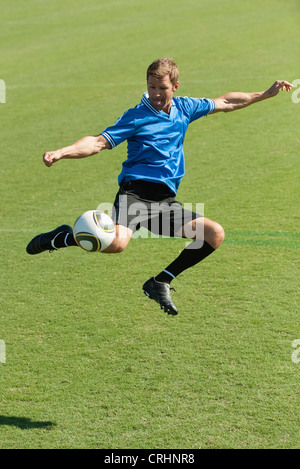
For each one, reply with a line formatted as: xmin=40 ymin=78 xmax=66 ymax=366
xmin=101 ymin=93 xmax=215 ymax=195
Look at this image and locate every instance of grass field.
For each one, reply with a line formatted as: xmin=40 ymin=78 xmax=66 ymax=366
xmin=0 ymin=0 xmax=299 ymax=449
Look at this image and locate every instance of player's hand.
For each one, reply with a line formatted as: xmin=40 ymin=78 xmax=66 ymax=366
xmin=266 ymin=80 xmax=293 ymax=97
xmin=43 ymin=150 xmax=62 ymax=167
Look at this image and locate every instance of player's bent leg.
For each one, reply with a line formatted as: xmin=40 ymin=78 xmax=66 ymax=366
xmin=203 ymin=217 xmax=225 ymax=248
xmin=179 ymin=217 xmax=225 ymax=249
xmin=101 ymin=224 xmax=133 ymax=254
xmin=149 ymin=218 xmax=225 ymax=313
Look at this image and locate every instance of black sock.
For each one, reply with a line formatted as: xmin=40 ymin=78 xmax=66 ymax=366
xmin=155 ymin=240 xmax=215 ymax=284
xmin=53 ymin=232 xmax=78 ymax=249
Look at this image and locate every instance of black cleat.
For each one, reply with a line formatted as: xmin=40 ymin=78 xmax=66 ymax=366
xmin=142 ymin=277 xmax=179 ymax=315
xmin=26 ymin=225 xmax=73 ymax=255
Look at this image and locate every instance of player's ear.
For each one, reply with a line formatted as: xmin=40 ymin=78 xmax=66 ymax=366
xmin=173 ymin=81 xmax=179 ymax=93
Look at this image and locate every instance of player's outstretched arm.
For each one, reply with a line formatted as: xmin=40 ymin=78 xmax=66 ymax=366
xmin=212 ymin=80 xmax=293 ymax=113
xmin=43 ymin=134 xmax=111 ymax=167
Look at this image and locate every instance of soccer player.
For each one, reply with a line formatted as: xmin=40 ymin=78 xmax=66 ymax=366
xmin=26 ymin=58 xmax=292 ymax=315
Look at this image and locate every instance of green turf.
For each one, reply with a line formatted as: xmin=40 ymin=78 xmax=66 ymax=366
xmin=0 ymin=0 xmax=299 ymax=449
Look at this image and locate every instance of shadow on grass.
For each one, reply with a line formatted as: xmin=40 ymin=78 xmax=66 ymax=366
xmin=0 ymin=415 xmax=55 ymax=430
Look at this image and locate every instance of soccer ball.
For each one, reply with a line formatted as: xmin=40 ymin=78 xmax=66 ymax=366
xmin=73 ymin=210 xmax=115 ymax=252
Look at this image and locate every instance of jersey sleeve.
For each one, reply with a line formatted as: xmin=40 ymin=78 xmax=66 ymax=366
xmin=101 ymin=109 xmax=136 ymax=149
xmin=179 ymin=97 xmax=215 ymax=123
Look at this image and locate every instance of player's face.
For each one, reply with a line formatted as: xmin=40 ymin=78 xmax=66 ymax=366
xmin=147 ymin=75 xmax=179 ymax=114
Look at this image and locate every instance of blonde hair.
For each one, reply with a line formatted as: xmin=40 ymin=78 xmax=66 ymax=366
xmin=147 ymin=58 xmax=179 ymax=86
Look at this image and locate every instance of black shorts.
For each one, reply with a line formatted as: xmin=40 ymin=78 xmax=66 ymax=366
xmin=112 ymin=180 xmax=202 ymax=238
